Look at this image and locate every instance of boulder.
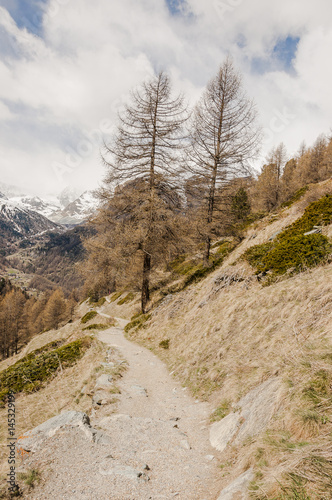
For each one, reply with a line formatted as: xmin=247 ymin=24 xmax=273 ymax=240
xmin=17 ymin=411 xmax=94 ymax=453
xmin=92 ymin=390 xmax=116 ymax=406
xmin=217 ymin=469 xmax=254 ymax=499
xmin=99 ymin=459 xmax=149 ymax=481
xmin=95 ymin=373 xmax=113 ymax=390
xmin=210 ymin=378 xmax=281 ymax=452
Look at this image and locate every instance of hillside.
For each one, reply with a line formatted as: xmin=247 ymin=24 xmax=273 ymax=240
xmin=0 ymin=199 xmax=62 ymax=251
xmin=0 ymin=181 xmax=331 ymax=499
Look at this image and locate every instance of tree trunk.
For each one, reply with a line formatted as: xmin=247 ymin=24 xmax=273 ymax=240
xmin=141 ymin=252 xmax=151 ymax=313
xmin=204 ymin=235 xmax=211 ymax=266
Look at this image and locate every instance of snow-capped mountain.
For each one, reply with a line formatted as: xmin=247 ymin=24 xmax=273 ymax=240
xmin=50 ymin=191 xmax=99 ymax=226
xmin=9 ymin=196 xmax=60 ymax=219
xmin=0 ymin=199 xmax=62 ymax=247
xmin=57 ymin=187 xmax=81 ymax=209
xmin=0 ymin=182 xmax=99 ymax=227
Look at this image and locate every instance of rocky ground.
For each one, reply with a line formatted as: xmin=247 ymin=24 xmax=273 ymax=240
xmin=17 ymin=317 xmax=224 ymax=499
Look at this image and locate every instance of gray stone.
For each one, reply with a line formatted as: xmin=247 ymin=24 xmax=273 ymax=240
xmin=92 ymin=390 xmax=115 ymax=406
xmin=131 ymin=385 xmax=148 ymax=396
xmin=16 ymin=411 xmax=93 ymax=453
xmin=210 ymin=378 xmax=281 ymax=452
xmin=269 ymin=231 xmax=281 ymax=241
xmin=235 ymin=378 xmax=281 ymax=445
xmin=304 ymin=227 xmax=322 ymax=235
xmin=217 ymin=469 xmax=254 ymax=499
xmin=180 ymin=439 xmax=191 ymax=450
xmin=100 ymin=362 xmax=115 ymax=368
xmin=209 ymin=413 xmax=241 ymax=452
xmin=95 ymin=374 xmax=113 ymax=390
xmin=99 ymin=461 xmax=149 ymax=481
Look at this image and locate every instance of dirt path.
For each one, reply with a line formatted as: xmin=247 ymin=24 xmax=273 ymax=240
xmin=22 ymin=317 xmax=222 ymax=500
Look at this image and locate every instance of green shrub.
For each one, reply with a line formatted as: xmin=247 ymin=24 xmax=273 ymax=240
xmin=281 ymin=186 xmax=309 ymax=208
xmin=0 ymin=338 xmax=92 ymax=404
xmin=18 ymin=468 xmax=41 ymax=488
xmin=82 ymin=323 xmax=109 ymax=331
xmin=110 ymin=291 xmax=123 ymax=302
xmin=81 ymin=311 xmax=98 ymax=324
xmin=159 ymin=339 xmax=170 ymax=349
xmin=89 ymin=297 xmax=106 ymax=307
xmin=243 ymin=195 xmax=332 ymax=277
xmin=210 ymin=399 xmax=231 ymax=422
xmin=117 ymin=292 xmax=135 ymax=305
xmin=124 ymin=313 xmax=151 ymax=334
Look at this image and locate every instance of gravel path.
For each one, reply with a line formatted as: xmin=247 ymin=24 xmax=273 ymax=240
xmin=22 ymin=317 xmax=222 ymax=499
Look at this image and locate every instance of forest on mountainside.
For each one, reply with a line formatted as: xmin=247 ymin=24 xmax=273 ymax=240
xmin=0 ymin=279 xmax=77 ymax=360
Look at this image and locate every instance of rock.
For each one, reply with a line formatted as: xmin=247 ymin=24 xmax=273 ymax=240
xmin=95 ymin=374 xmax=113 ymax=390
xmin=210 ymin=378 xmax=281 ymax=452
xmin=180 ymin=439 xmax=191 ymax=450
xmin=16 ymin=411 xmax=94 ymax=453
xmin=304 ymin=227 xmax=322 ymax=235
xmin=210 ymin=413 xmax=241 ymax=452
xmin=99 ymin=461 xmax=149 ymax=481
xmin=205 ymin=455 xmax=215 ymax=461
xmin=234 ymin=378 xmax=282 ymax=445
xmin=100 ymin=362 xmax=115 ymax=368
xmin=92 ymin=390 xmax=116 ymax=406
xmin=269 ymin=230 xmax=281 ymax=241
xmin=217 ymin=469 xmax=254 ymax=499
xmin=131 ymin=385 xmax=148 ymax=396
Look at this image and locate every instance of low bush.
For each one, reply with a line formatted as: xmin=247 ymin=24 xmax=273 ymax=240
xmin=89 ymin=297 xmax=106 ymax=307
xmin=0 ymin=338 xmax=92 ymax=404
xmin=81 ymin=311 xmax=98 ymax=323
xmin=281 ymin=186 xmax=309 ymax=208
xmin=117 ymin=292 xmax=135 ymax=305
xmin=82 ymin=323 xmax=109 ymax=331
xmin=124 ymin=313 xmax=151 ymax=334
xmin=159 ymin=339 xmax=170 ymax=349
xmin=244 ymin=195 xmax=332 ymax=277
xmin=110 ymin=291 xmax=123 ymax=302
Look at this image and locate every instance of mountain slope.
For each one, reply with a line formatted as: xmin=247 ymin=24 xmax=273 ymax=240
xmin=0 ymin=199 xmax=62 ymax=249
xmin=9 ymin=196 xmax=60 ymax=219
xmin=50 ymin=191 xmax=99 ymax=226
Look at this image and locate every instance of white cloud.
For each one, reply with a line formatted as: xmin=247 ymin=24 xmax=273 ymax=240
xmin=0 ymin=0 xmax=331 ymax=196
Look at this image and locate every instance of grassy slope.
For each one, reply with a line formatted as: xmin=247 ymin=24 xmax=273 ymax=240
xmin=129 ymin=181 xmax=332 ymax=498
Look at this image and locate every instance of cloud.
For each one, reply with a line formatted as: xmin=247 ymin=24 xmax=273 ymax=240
xmin=0 ymin=0 xmax=331 ymax=196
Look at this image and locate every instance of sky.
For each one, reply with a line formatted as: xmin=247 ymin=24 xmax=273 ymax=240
xmin=0 ymin=0 xmax=331 ymax=198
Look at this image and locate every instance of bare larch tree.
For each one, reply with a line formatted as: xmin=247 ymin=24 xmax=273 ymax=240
xmin=101 ymin=72 xmax=188 ymax=312
xmin=185 ymin=57 xmax=261 ymax=264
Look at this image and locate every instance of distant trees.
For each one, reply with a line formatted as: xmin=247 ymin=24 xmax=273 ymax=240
xmin=43 ymin=289 xmax=67 ymax=330
xmin=100 ymin=71 xmax=188 ymax=312
xmin=0 ymin=282 xmax=77 ymax=360
xmin=185 ymin=58 xmax=261 ymax=263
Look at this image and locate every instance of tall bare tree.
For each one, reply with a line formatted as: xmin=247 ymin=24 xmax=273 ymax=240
xmin=185 ymin=57 xmax=261 ymax=264
xmin=101 ymin=72 xmax=188 ymax=312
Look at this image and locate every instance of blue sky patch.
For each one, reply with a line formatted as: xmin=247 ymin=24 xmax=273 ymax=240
xmin=165 ymin=0 xmax=185 ymax=16
xmin=273 ymin=35 xmax=300 ymax=70
xmin=251 ymin=35 xmax=300 ymax=74
xmin=2 ymin=0 xmax=48 ymax=37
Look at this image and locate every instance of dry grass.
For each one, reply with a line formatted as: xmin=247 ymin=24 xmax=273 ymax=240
xmin=0 ymin=332 xmax=105 ymax=474
xmin=130 ymin=182 xmax=332 ymax=495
